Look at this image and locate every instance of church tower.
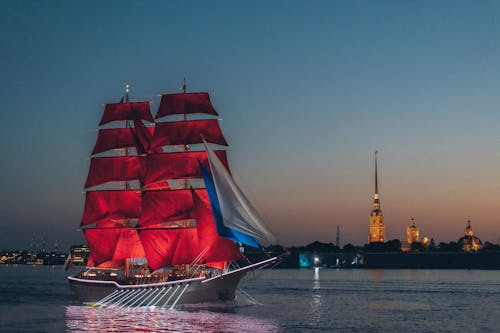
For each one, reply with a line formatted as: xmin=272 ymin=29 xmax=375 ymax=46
xmin=458 ymin=220 xmax=483 ymax=252
xmin=368 ymin=151 xmax=385 ymax=243
xmin=407 ymin=217 xmax=420 ymax=244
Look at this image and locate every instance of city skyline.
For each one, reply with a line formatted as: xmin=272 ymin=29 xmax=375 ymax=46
xmin=2 ymin=1 xmax=500 ymax=249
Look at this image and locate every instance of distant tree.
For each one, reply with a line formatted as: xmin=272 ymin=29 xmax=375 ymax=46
xmin=363 ymin=240 xmax=401 ymax=252
xmin=342 ymin=243 xmax=356 ymax=253
xmin=411 ymin=242 xmax=425 ymax=252
xmin=265 ymin=244 xmax=285 ymax=253
xmin=437 ymin=242 xmax=447 ymax=251
xmin=449 ymin=241 xmax=460 ymax=251
xmin=363 ymin=242 xmax=384 ymax=252
xmin=304 ymin=241 xmax=339 ymax=253
xmin=288 ymin=246 xmax=304 ymax=255
xmin=438 ymin=241 xmax=461 ymax=252
xmin=384 ymin=239 xmax=402 ymax=252
xmin=482 ymin=242 xmax=500 ymax=252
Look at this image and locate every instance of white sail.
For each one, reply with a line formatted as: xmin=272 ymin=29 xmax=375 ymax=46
xmin=203 ymin=139 xmax=277 ymax=245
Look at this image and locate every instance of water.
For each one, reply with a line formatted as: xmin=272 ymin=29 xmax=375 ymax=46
xmin=1 ymin=266 xmax=499 ymax=332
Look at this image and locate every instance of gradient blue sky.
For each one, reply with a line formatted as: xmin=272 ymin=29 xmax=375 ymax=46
xmin=1 ymin=0 xmax=500 ymax=250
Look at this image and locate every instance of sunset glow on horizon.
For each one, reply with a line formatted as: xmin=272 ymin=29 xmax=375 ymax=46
xmin=1 ymin=1 xmax=500 ymax=250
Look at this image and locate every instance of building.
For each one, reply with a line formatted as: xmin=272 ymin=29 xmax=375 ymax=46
xmin=458 ymin=220 xmax=483 ymax=252
xmin=368 ymin=151 xmax=385 ymax=243
xmin=70 ymin=244 xmax=90 ymax=265
xmin=401 ymin=218 xmax=421 ymax=251
xmin=407 ymin=218 xmax=420 ymax=244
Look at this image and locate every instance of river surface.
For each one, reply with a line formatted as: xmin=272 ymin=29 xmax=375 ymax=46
xmin=0 ymin=266 xmax=499 ymax=332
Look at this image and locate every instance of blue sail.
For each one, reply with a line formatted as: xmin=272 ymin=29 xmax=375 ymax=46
xmin=199 ymin=160 xmax=261 ymax=248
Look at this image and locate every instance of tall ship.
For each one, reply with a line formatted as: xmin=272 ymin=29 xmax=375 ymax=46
xmin=68 ymin=84 xmax=280 ymax=307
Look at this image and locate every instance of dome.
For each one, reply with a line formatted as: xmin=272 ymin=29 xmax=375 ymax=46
xmin=458 ymin=235 xmax=483 ymax=252
xmin=458 ymin=220 xmax=482 ymax=252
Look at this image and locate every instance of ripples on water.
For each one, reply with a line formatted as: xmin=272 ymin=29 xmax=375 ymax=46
xmin=65 ymin=305 xmax=279 ymax=333
xmin=1 ymin=265 xmax=500 ymax=332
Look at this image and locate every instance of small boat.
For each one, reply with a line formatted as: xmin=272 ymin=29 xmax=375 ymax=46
xmin=68 ymin=84 xmax=280 ymax=307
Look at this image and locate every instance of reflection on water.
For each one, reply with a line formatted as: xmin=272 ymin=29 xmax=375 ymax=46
xmin=65 ymin=304 xmax=280 ymax=333
xmin=2 ymin=266 xmax=500 ymax=332
xmin=309 ymin=267 xmax=321 ymax=326
xmin=370 ymin=269 xmax=384 ymax=281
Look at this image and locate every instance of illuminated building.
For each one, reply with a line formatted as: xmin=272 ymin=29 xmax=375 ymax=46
xmin=401 ymin=218 xmax=421 ymax=251
xmin=407 ymin=218 xmax=420 ymax=244
xmin=368 ymin=151 xmax=385 ymax=243
xmin=458 ymin=220 xmax=483 ymax=252
xmin=70 ymin=244 xmax=90 ymax=265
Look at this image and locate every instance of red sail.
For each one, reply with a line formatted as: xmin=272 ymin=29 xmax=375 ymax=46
xmin=192 ymin=189 xmax=241 ymax=264
xmin=100 ymin=102 xmax=154 ymax=125
xmin=205 ymin=261 xmax=226 ymax=270
xmin=143 ymin=181 xmax=171 ymax=191
xmin=81 ymin=190 xmax=141 ymax=226
xmin=112 ymin=229 xmax=146 ymax=263
xmin=92 ymin=127 xmax=154 ymax=155
xmin=144 ymin=151 xmax=229 ymax=185
xmin=139 ymin=189 xmax=204 ymax=226
xmin=83 ymin=223 xmax=145 ymax=267
xmin=150 ymin=119 xmax=228 ymax=149
xmin=83 ymin=220 xmax=122 ymax=266
xmin=156 ymin=93 xmax=218 ymax=119
xmin=140 ymin=228 xmax=198 ymax=270
xmin=86 ymin=254 xmax=95 ymax=267
xmin=85 ymin=156 xmax=145 ymax=188
xmin=133 ymin=114 xmax=164 ymax=154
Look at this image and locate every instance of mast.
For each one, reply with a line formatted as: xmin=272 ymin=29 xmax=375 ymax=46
xmin=182 ymin=79 xmax=188 ymax=191
xmin=124 ymin=84 xmax=131 ymax=192
xmin=125 ymin=83 xmax=130 ymax=103
xmin=81 ymin=84 xmax=154 ymax=268
xmin=182 ymin=78 xmax=187 ymax=94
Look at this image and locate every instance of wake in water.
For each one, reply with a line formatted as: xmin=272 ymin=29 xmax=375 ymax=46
xmin=65 ymin=300 xmax=280 ymax=333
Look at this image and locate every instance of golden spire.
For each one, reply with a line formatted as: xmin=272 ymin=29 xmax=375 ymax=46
xmin=368 ymin=150 xmax=385 ymax=243
xmin=375 ymin=150 xmax=378 ymax=195
xmin=373 ymin=150 xmax=380 ymax=210
xmin=465 ymin=219 xmax=474 ymax=236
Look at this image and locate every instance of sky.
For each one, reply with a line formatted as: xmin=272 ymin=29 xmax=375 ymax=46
xmin=1 ymin=0 xmax=500 ymax=250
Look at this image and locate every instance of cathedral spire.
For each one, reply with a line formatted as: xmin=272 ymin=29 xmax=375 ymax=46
xmin=368 ymin=150 xmax=385 ymax=243
xmin=372 ymin=151 xmax=380 ymax=210
xmin=336 ymin=224 xmax=340 ymax=248
xmin=375 ymin=150 xmax=378 ymax=196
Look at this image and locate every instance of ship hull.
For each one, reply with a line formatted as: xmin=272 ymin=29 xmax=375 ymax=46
xmin=68 ymin=257 xmax=278 ymax=307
